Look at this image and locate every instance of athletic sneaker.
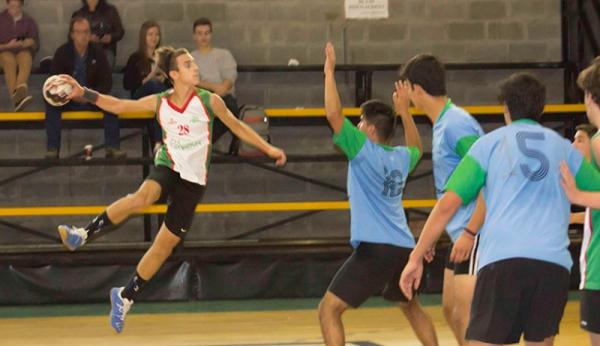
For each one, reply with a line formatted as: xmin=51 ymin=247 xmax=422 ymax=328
xmin=57 ymin=225 xmax=87 ymax=251
xmin=110 ymin=287 xmax=133 ymax=333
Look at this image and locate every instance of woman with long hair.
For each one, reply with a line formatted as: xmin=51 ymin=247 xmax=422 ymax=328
xmin=123 ymin=20 xmax=166 ymax=97
xmin=123 ymin=20 xmax=168 ymax=149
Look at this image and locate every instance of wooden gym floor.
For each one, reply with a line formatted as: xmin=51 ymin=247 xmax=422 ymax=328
xmin=0 ymin=296 xmax=588 ymax=346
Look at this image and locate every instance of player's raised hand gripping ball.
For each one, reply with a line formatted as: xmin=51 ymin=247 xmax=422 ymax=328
xmin=43 ymin=75 xmax=73 ymax=107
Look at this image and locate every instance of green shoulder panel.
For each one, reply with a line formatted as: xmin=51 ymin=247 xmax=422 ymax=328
xmin=455 ymin=135 xmax=479 ymax=158
xmin=196 ymin=88 xmax=216 ymax=121
xmin=195 ymin=88 xmax=215 ymax=172
xmin=406 ymin=146 xmax=421 ymax=173
xmin=333 ymin=118 xmax=367 ymax=161
xmin=445 ymin=155 xmax=487 ymax=205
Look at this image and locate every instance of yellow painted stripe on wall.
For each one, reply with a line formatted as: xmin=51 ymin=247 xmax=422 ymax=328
xmin=0 ymin=200 xmax=437 ymax=217
xmin=0 ymin=104 xmax=586 ymax=121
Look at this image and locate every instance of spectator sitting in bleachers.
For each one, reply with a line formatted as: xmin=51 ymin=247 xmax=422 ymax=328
xmin=0 ymin=0 xmax=38 ymax=111
xmin=72 ymin=0 xmax=123 ymax=68
xmin=191 ymin=17 xmax=239 ymax=144
xmin=123 ymin=20 xmax=169 ymax=152
xmin=45 ymin=16 xmax=124 ymax=159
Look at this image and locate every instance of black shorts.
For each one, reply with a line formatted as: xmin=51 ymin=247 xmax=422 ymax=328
xmin=327 ymin=242 xmax=415 ymax=308
xmin=444 ymin=234 xmax=480 ymax=275
xmin=466 ymin=258 xmax=570 ymax=344
xmin=146 ymin=165 xmax=206 ymax=238
xmin=581 ymin=289 xmax=600 ymax=333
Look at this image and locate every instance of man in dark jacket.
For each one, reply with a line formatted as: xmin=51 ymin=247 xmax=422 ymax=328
xmin=45 ymin=16 xmax=124 ymax=159
xmin=72 ymin=0 xmax=124 ymax=67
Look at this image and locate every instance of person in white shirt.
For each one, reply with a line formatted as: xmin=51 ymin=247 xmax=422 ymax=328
xmin=190 ymin=17 xmax=240 ymax=143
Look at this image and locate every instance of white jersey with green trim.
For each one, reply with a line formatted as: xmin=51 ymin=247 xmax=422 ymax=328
xmin=581 ymin=207 xmax=592 ymax=289
xmin=154 ymin=88 xmax=214 ymax=185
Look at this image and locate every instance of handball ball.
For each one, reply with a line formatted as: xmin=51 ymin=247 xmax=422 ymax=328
xmin=43 ymin=75 xmax=73 ymax=107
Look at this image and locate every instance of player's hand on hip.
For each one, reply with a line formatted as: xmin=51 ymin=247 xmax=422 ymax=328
xmin=268 ymin=147 xmax=287 ymax=167
xmin=399 ymin=256 xmax=423 ymax=300
xmin=450 ymin=232 xmax=474 ymax=263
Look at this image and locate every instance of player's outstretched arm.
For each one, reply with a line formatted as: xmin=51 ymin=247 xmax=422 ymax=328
xmin=211 ymin=94 xmax=286 ymax=166
xmin=58 ymin=74 xmax=157 ymax=114
xmin=393 ymin=80 xmax=423 ymax=157
xmin=400 ymin=191 xmax=463 ymax=299
xmin=324 ymin=42 xmax=344 ymax=134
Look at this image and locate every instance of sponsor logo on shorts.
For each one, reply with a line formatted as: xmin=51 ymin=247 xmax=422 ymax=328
xmin=180 ymin=228 xmax=187 ymax=233
xmin=582 ymin=320 xmax=588 ymax=326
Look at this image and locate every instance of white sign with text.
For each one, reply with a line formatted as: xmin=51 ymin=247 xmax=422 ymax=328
xmin=345 ymin=0 xmax=389 ymax=19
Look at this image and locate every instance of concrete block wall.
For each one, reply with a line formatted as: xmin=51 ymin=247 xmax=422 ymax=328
xmin=22 ymin=0 xmax=561 ymax=67
xmin=0 ymin=0 xmax=566 ymax=246
xmin=1 ymin=0 xmax=565 ymax=108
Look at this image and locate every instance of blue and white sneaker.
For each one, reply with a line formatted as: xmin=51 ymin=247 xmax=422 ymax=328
xmin=110 ymin=287 xmax=133 ymax=333
xmin=57 ymin=225 xmax=87 ymax=251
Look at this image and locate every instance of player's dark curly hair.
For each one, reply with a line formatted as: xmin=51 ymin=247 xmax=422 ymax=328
xmin=399 ymin=54 xmax=447 ymax=96
xmin=578 ymin=57 xmax=600 ymax=107
xmin=155 ymin=46 xmax=189 ymax=82
xmin=499 ymin=73 xmax=546 ymax=121
xmin=361 ymin=100 xmax=397 ymax=142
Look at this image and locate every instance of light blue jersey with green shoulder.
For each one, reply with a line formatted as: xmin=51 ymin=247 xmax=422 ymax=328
xmin=446 ymin=119 xmax=600 ymax=272
xmin=333 ymin=119 xmax=421 ymax=249
xmin=432 ymin=100 xmax=484 ymax=242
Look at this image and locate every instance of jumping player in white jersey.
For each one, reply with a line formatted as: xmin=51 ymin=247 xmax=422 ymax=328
xmin=53 ymin=46 xmax=287 ymax=333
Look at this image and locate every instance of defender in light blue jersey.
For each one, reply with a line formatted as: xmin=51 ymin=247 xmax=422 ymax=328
xmin=431 ymin=102 xmax=485 ymax=242
xmin=401 ymin=73 xmax=600 ymax=346
xmin=334 ymin=117 xmax=420 ymax=249
xmin=318 ymin=43 xmax=438 ymax=346
xmin=399 ymin=54 xmax=484 ymax=346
